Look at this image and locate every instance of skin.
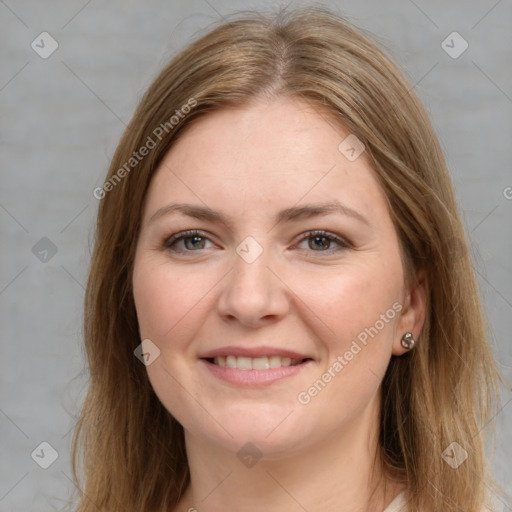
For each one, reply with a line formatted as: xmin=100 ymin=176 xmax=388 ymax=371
xmin=132 ymin=97 xmax=426 ymax=512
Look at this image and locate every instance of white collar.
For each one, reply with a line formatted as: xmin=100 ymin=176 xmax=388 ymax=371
xmin=383 ymin=490 xmax=408 ymax=512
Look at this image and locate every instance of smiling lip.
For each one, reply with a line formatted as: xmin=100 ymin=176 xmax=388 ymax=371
xmin=200 ymin=358 xmax=314 ymax=386
xmin=199 ymin=345 xmax=314 ymax=387
xmin=199 ymin=345 xmax=311 ymax=360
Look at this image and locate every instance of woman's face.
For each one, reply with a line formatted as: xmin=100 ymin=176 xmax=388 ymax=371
xmin=132 ymin=97 xmax=424 ymax=456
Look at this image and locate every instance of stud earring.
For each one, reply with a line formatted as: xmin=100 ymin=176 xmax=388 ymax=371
xmin=401 ymin=332 xmax=415 ymax=350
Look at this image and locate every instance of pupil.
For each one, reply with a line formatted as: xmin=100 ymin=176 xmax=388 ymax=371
xmin=186 ymin=236 xmax=204 ymax=250
xmin=183 ymin=236 xmax=331 ymax=251
xmin=311 ymin=236 xmax=329 ymax=250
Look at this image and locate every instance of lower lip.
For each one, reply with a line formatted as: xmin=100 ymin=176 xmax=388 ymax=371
xmin=200 ymin=359 xmax=313 ymax=386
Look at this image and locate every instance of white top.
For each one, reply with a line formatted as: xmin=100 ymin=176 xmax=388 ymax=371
xmin=382 ymin=490 xmax=498 ymax=512
xmin=383 ymin=491 xmax=407 ymax=512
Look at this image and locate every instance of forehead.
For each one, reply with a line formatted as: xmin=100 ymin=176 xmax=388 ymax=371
xmin=143 ymin=97 xmax=388 ymax=225
xmin=163 ymin=98 xmax=356 ymax=175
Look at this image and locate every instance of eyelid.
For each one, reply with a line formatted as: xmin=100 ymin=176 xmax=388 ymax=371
xmin=293 ymin=230 xmax=352 ymax=251
xmin=163 ymin=229 xmax=214 ymax=249
xmin=163 ymin=229 xmax=352 ymax=254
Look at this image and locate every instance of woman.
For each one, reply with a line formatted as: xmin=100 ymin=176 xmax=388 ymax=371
xmin=72 ymin=6 xmax=509 ymax=512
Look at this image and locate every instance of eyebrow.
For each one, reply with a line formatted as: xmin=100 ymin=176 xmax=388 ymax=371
xmin=148 ymin=200 xmax=370 ymax=229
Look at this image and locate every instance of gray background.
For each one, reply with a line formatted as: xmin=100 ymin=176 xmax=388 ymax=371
xmin=1 ymin=0 xmax=511 ymax=510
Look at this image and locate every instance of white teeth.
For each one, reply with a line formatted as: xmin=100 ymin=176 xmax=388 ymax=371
xmin=252 ymin=357 xmax=270 ymax=370
xmin=212 ymin=355 xmax=302 ymax=370
xmin=237 ymin=356 xmax=252 ymax=370
xmin=269 ymin=355 xmax=283 ymax=368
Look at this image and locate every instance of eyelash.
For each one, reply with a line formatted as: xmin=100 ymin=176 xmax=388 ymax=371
xmin=163 ymin=229 xmax=351 ymax=255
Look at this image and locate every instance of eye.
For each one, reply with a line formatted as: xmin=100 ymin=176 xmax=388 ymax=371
xmin=162 ymin=229 xmax=351 ymax=255
xmin=163 ymin=230 xmax=214 ymax=252
xmin=295 ymin=230 xmax=351 ymax=253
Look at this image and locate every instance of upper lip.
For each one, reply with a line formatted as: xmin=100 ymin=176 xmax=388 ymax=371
xmin=199 ymin=345 xmax=312 ymax=360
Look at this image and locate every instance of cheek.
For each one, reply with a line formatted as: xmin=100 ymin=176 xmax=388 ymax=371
xmin=297 ymin=261 xmax=402 ymax=350
xmin=132 ymin=257 xmax=207 ymax=342
xmin=293 ymin=262 xmax=403 ymax=421
xmin=132 ymin=258 xmax=207 ymax=414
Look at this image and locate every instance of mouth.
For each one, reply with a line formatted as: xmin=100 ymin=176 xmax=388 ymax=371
xmin=204 ymin=355 xmax=311 ymax=370
xmin=200 ymin=355 xmax=314 ymax=386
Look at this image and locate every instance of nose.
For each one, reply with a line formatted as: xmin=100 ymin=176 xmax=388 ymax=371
xmin=216 ymin=242 xmax=290 ymax=328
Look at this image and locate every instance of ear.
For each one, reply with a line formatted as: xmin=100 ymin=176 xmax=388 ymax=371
xmin=392 ymin=269 xmax=427 ymax=356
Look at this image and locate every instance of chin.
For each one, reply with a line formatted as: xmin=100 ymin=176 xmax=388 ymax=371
xmin=192 ymin=406 xmax=312 ymax=457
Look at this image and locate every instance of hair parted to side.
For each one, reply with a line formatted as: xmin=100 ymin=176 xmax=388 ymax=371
xmin=71 ymin=6 xmax=508 ymax=512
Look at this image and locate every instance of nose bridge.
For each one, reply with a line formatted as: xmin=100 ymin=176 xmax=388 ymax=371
xmin=217 ymin=235 xmax=288 ymax=325
xmin=231 ymin=235 xmax=273 ymax=303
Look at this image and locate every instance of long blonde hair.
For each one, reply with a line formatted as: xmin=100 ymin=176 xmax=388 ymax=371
xmin=71 ymin=7 xmax=508 ymax=511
